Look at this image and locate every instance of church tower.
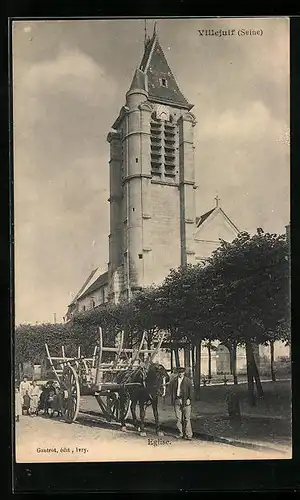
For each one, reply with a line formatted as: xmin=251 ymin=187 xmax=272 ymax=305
xmin=107 ymin=27 xmax=197 ymax=302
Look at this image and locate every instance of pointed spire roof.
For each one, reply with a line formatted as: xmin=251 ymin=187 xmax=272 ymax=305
xmin=135 ymin=28 xmax=192 ymax=110
xmin=129 ymin=68 xmax=147 ymax=92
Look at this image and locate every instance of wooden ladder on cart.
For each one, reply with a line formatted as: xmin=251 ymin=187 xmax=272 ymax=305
xmin=44 ymin=343 xmax=98 ymax=423
xmin=92 ymin=328 xmax=165 ymax=422
xmin=94 ymin=327 xmax=166 ymax=389
xmin=44 ymin=328 xmax=165 ymax=424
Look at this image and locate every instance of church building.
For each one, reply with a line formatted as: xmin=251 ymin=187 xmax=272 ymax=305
xmin=65 ymin=27 xmax=289 ymax=375
xmin=66 ymin=27 xmax=240 ymax=318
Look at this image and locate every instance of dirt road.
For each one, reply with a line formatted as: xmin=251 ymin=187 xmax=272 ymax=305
xmin=15 ymin=412 xmax=290 ymax=463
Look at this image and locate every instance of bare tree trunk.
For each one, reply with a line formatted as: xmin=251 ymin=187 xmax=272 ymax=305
xmin=184 ymin=346 xmax=191 ymax=369
xmin=252 ymin=343 xmax=261 ymax=371
xmin=270 ymin=340 xmax=276 ymax=382
xmin=170 ymin=348 xmax=174 ymax=373
xmin=251 ymin=345 xmax=264 ymax=398
xmin=191 ymin=346 xmax=196 ymax=385
xmin=245 ymin=342 xmax=256 ymax=406
xmin=195 ymin=341 xmax=201 ymax=400
xmin=246 ymin=341 xmax=264 ymax=401
xmin=208 ymin=340 xmax=212 ymax=379
xmin=229 ymin=344 xmax=233 ymax=374
xmin=231 ymin=344 xmax=238 ymax=385
xmin=174 ymin=347 xmax=180 ymax=369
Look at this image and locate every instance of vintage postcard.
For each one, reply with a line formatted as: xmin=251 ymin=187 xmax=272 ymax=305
xmin=12 ymin=17 xmax=291 ymax=464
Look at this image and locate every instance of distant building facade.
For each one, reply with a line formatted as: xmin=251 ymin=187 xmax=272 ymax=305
xmin=67 ymin=269 xmax=108 ymax=317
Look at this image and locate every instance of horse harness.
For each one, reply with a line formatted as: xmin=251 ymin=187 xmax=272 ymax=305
xmin=118 ymin=363 xmax=165 ymax=407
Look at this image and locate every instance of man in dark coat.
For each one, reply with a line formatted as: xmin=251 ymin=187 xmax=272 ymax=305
xmin=168 ymin=367 xmax=193 ymax=440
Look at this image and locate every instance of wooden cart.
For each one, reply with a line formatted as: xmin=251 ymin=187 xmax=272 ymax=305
xmin=45 ymin=328 xmax=165 ymax=424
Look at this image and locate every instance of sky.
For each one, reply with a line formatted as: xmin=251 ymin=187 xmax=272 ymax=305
xmin=12 ymin=17 xmax=290 ymax=325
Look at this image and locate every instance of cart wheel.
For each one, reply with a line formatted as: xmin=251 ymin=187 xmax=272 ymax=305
xmin=60 ymin=365 xmax=80 ymax=423
xmin=106 ymin=391 xmax=131 ymax=422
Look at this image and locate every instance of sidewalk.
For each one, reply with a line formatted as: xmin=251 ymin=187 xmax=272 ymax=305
xmin=80 ymin=383 xmax=292 ymax=455
xmin=156 ymin=400 xmax=291 ymax=454
xmin=78 ymin=378 xmax=292 ymax=454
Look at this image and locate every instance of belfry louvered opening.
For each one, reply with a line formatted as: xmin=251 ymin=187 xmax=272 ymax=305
xmin=150 ymin=119 xmax=163 ymax=177
xmin=150 ymin=116 xmax=177 ymax=181
xmin=163 ymin=122 xmax=176 ymax=178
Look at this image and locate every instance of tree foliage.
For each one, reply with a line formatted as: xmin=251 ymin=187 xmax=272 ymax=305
xmin=205 ymin=229 xmax=290 ymax=346
xmin=15 ymin=323 xmax=75 ymax=365
xmin=15 ymin=228 xmax=290 ymax=397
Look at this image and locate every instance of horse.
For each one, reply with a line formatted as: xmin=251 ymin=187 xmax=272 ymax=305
xmin=117 ymin=362 xmax=170 ymax=437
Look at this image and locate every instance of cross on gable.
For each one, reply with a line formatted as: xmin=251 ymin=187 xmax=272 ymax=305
xmin=214 ymin=195 xmax=220 ymax=207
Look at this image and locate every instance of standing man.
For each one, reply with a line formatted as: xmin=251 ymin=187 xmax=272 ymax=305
xmin=168 ymin=367 xmax=193 ymax=440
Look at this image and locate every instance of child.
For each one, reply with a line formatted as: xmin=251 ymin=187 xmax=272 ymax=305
xmin=29 ymin=380 xmax=41 ymax=416
xmin=15 ymin=386 xmax=22 ymax=422
xmin=22 ymin=390 xmax=31 ymax=415
xmin=19 ymin=375 xmax=31 ymax=408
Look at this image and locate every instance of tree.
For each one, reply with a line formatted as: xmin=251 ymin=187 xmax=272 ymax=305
xmin=24 ymin=227 xmax=287 ymax=407
xmin=14 ymin=322 xmax=75 ymax=379
xmin=230 ymin=341 xmax=238 ymax=385
xmin=156 ymin=263 xmax=218 ymax=398
xmin=69 ymin=302 xmax=125 ymax=358
xmin=204 ymin=229 xmax=290 ymax=404
xmin=130 ymin=287 xmax=163 ymax=345
xmin=270 ymin=339 xmax=276 ymax=382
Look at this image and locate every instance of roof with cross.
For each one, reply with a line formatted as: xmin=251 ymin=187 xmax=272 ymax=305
xmin=196 ymin=197 xmax=240 ymax=233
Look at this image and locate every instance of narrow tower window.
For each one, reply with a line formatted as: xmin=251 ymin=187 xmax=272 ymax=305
xmin=160 ymin=78 xmax=168 ymax=87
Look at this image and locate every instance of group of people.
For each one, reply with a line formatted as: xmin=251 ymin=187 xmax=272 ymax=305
xmin=15 ymin=375 xmax=42 ymax=420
